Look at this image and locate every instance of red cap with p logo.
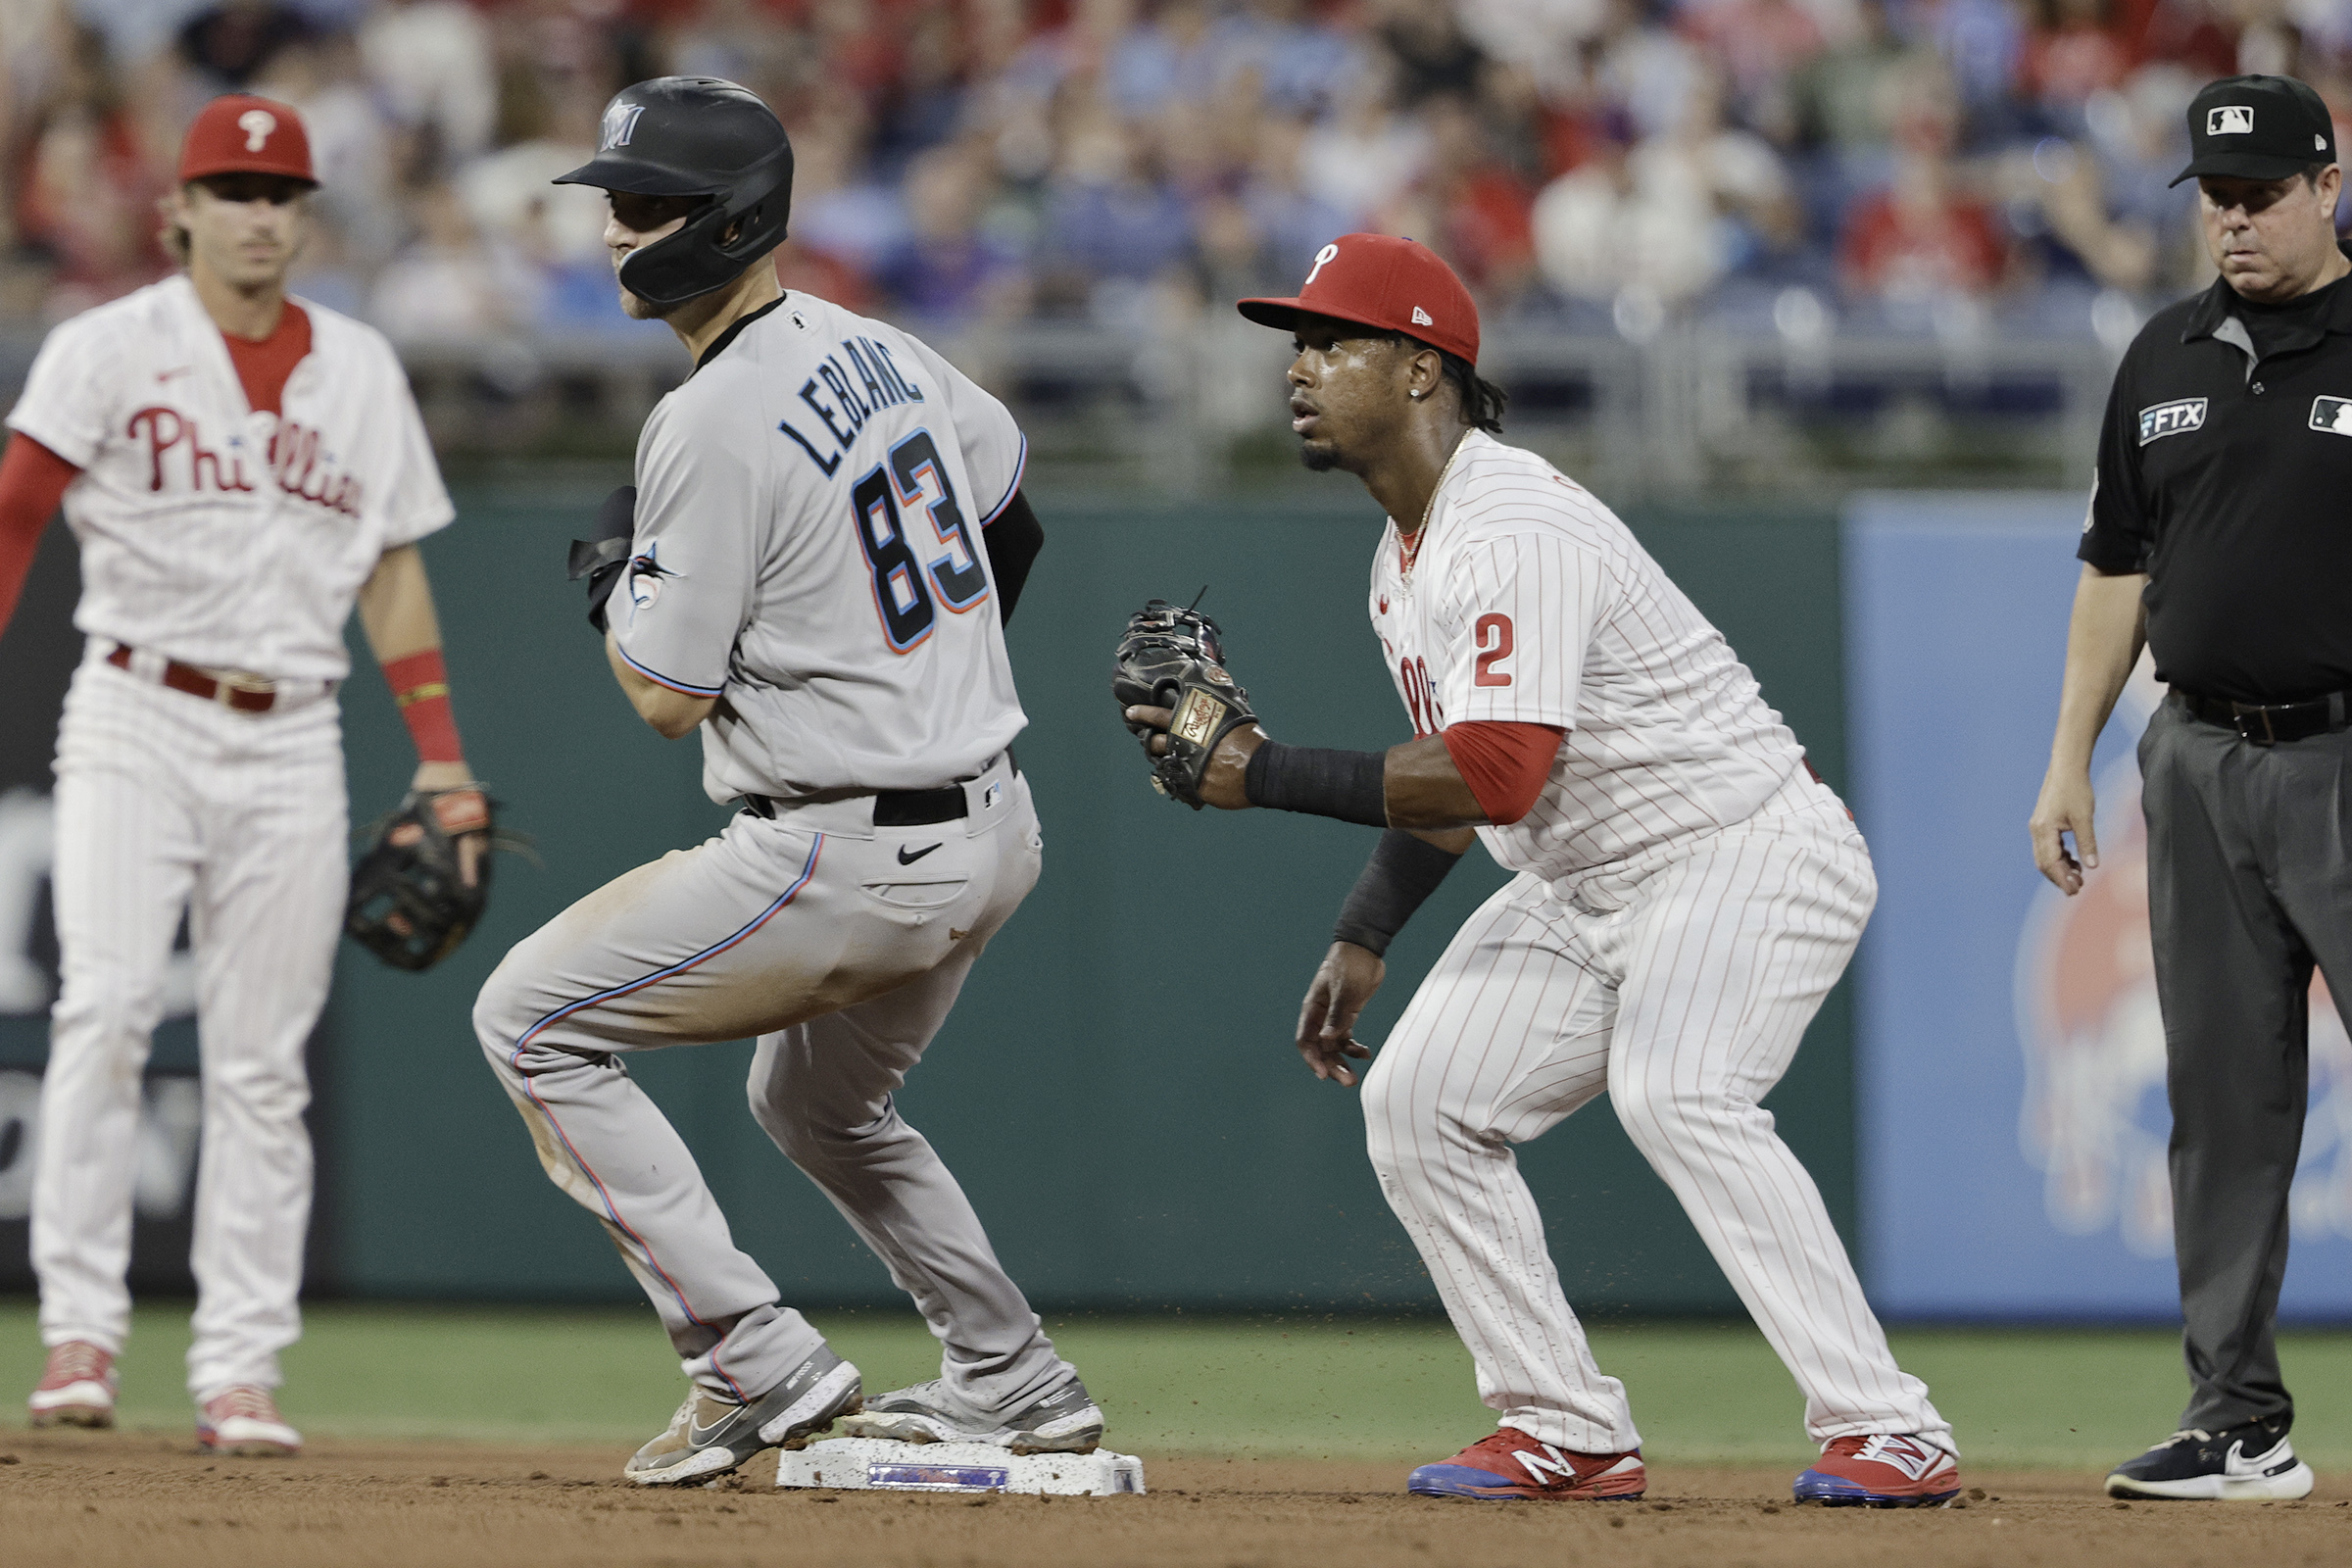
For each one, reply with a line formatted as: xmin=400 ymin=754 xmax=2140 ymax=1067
xmin=1237 ymin=233 xmax=1480 ymax=366
xmin=178 ymin=94 xmax=316 ymax=185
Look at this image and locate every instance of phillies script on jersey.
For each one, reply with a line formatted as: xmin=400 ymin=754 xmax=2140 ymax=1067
xmin=125 ymin=406 xmax=361 ymax=516
xmin=5 ymin=275 xmax=452 ymax=680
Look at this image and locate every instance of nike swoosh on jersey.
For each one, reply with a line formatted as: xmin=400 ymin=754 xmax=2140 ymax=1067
xmin=897 ymin=843 xmax=942 ymax=864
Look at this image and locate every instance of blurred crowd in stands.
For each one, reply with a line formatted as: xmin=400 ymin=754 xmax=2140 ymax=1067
xmin=0 ymin=0 xmax=2328 ymax=343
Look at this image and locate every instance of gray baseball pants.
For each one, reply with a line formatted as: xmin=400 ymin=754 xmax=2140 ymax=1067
xmin=2138 ymin=694 xmax=2352 ymax=1433
xmin=473 ymin=756 xmax=1075 ymax=1413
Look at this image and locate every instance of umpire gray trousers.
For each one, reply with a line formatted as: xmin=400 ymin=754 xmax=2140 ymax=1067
xmin=2138 ymin=694 xmax=2351 ymax=1433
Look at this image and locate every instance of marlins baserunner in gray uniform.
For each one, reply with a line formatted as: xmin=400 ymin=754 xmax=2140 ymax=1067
xmin=471 ymin=76 xmax=1098 ymax=1487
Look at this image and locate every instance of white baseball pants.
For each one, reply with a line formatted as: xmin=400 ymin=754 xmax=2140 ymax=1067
xmin=1362 ymin=779 xmax=1948 ymax=1453
xmin=36 ymin=650 xmax=345 ymax=1398
xmin=474 ymin=757 xmax=1078 ymax=1414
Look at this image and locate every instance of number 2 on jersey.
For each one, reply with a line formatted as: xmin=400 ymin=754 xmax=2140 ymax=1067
xmin=851 ymin=429 xmax=989 ymax=652
xmin=1474 ymin=613 xmax=1514 ymax=687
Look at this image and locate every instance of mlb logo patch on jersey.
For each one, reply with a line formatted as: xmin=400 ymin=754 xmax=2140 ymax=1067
xmin=2208 ymin=105 xmax=2254 ymax=135
xmin=2311 ymin=396 xmax=2352 ymax=435
xmin=2138 ymin=398 xmax=2207 ymax=445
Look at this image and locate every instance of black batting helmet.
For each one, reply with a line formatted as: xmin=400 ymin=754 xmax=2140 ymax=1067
xmin=554 ymin=76 xmax=794 ymax=309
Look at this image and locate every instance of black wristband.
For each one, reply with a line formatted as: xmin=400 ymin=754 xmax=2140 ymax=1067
xmin=1244 ymin=738 xmax=1389 ymax=826
xmin=1333 ymin=828 xmax=1464 ymax=956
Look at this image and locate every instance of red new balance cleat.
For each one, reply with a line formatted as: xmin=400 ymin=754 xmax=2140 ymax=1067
xmin=1792 ymin=1434 xmax=1960 ymax=1507
xmin=1407 ymin=1428 xmax=1646 ymax=1500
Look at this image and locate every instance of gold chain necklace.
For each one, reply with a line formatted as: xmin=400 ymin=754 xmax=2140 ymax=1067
xmin=1398 ymin=435 xmax=1467 ymax=585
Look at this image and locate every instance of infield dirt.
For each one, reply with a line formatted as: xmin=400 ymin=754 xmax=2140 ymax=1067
xmin=2 ymin=1429 xmax=2347 ymax=1568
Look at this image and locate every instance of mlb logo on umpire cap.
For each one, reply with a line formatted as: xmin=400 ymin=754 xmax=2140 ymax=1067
xmin=2175 ymin=74 xmax=2335 ymax=184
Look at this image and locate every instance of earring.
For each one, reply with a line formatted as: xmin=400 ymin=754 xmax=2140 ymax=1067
xmin=1410 ymin=390 xmax=1425 ymax=401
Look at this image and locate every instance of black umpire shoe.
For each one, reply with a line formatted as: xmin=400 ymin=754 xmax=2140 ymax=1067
xmin=2104 ymin=1418 xmax=2315 ymax=1500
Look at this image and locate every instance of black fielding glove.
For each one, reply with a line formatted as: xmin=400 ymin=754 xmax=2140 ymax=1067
xmin=345 ymin=789 xmax=495 ymax=971
xmin=566 ymin=485 xmax=637 ymax=633
xmin=1111 ymin=598 xmax=1259 ymax=808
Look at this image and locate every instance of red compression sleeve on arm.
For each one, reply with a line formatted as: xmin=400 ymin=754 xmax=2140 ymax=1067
xmin=382 ymin=649 xmax=465 ymax=764
xmin=0 ymin=435 xmax=80 ymax=641
xmin=1441 ymin=720 xmax=1567 ymax=826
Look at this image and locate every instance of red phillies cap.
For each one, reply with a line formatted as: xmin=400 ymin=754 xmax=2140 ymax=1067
xmin=178 ymin=94 xmax=316 ymax=185
xmin=1237 ymin=233 xmax=1479 ymax=365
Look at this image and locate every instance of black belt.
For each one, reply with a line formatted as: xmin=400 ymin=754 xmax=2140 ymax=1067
xmin=2174 ymin=687 xmax=2351 ymax=746
xmin=741 ymin=785 xmax=966 ymax=825
xmin=739 ymin=749 xmax=1013 ymax=826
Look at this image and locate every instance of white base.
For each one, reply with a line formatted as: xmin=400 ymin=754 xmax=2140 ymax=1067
xmin=776 ymin=1437 xmax=1145 ymax=1495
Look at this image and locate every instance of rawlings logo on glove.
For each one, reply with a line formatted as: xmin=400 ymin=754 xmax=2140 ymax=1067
xmin=1111 ymin=598 xmax=1259 ymax=808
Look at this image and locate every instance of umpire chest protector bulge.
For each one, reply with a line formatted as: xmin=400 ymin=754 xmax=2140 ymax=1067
xmin=555 ymin=75 xmax=795 ymax=308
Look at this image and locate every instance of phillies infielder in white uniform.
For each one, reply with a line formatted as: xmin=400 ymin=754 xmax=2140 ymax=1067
xmin=1128 ymin=234 xmax=1957 ymax=1505
xmin=470 ymin=77 xmax=1090 ymax=1488
xmin=0 ymin=97 xmax=484 ymax=1454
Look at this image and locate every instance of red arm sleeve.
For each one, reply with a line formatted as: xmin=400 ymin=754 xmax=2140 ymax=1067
xmin=1440 ymin=719 xmax=1566 ymax=827
xmin=0 ymin=434 xmax=81 ymax=642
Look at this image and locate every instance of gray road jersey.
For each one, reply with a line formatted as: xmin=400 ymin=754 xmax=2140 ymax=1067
xmin=612 ymin=294 xmax=1030 ymax=802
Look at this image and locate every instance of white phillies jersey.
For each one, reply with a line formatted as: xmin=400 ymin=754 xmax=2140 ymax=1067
xmin=612 ymin=292 xmax=1028 ymax=803
xmin=1371 ymin=431 xmax=1805 ymax=887
xmin=6 ymin=275 xmax=454 ymax=681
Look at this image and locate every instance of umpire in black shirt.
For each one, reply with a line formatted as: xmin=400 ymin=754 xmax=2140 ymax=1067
xmin=2031 ymin=74 xmax=2342 ymax=1503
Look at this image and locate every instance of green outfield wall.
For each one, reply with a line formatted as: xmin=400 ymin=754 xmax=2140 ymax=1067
xmin=325 ymin=487 xmax=1849 ymax=1313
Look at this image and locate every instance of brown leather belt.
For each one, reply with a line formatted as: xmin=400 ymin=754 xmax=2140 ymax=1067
xmin=2174 ymin=686 xmax=2350 ymax=746
xmin=106 ymin=643 xmax=281 ymax=712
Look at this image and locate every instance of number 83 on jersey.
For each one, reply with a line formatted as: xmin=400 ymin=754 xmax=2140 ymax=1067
xmin=853 ymin=428 xmax=988 ymax=652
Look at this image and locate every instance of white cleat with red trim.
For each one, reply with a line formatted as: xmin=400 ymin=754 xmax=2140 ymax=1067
xmin=197 ymin=1385 xmax=302 ymax=1457
xmin=28 ymin=1341 xmax=117 ymax=1429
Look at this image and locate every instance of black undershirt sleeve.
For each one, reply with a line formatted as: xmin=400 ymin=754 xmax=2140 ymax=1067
xmin=1332 ymin=828 xmax=1465 ymax=956
xmin=982 ymin=490 xmax=1045 ymax=625
xmin=1245 ymin=739 xmax=1390 ymax=826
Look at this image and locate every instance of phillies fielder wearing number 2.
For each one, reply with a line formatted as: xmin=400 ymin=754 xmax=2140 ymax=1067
xmin=0 ymin=96 xmax=487 ymax=1453
xmin=1125 ymin=234 xmax=1958 ymax=1505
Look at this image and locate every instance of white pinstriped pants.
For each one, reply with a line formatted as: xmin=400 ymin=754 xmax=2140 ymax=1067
xmin=1362 ymin=787 xmax=1948 ymax=1453
xmin=35 ymin=652 xmax=344 ymax=1398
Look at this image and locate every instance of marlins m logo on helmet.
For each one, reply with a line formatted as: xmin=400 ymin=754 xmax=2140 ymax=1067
xmin=2208 ymin=105 xmax=2255 ymax=135
xmin=600 ymin=102 xmax=645 ymax=151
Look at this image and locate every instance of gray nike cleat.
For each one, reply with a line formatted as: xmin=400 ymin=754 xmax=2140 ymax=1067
xmin=624 ymin=1346 xmax=862 ymax=1486
xmin=840 ymin=1375 xmax=1103 ymax=1454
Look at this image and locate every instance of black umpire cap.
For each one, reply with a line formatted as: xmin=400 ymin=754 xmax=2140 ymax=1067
xmin=2173 ymin=74 xmax=2337 ymax=186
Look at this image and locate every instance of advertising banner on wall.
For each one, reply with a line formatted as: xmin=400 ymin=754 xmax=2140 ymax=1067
xmin=1845 ymin=493 xmax=2352 ymax=1320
